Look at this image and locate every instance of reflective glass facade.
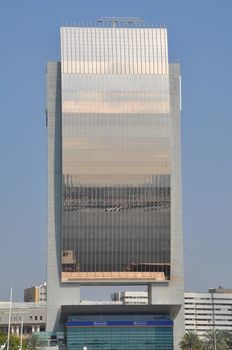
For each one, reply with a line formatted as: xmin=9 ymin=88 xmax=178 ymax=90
xmin=61 ymin=26 xmax=172 ymax=282
xmin=66 ymin=315 xmax=173 ymax=350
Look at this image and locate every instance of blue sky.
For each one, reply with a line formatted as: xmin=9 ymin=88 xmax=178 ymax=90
xmin=0 ymin=0 xmax=231 ymax=301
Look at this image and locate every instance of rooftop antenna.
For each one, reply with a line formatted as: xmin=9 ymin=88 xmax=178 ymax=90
xmin=97 ymin=17 xmax=144 ymax=28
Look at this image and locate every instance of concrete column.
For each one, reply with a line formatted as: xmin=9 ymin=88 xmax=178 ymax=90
xmin=11 ymin=326 xmax=14 ymax=334
xmin=46 ymin=62 xmax=80 ymax=333
xmin=16 ymin=326 xmax=19 ymax=335
xmin=32 ymin=326 xmax=35 ymax=333
xmin=148 ymin=282 xmax=184 ymax=350
xmin=36 ymin=326 xmax=40 ymax=332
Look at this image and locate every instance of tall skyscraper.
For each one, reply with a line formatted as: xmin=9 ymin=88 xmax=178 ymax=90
xmin=46 ymin=19 xmax=184 ymax=349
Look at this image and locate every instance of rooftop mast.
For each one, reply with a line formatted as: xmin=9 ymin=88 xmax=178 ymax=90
xmin=97 ymin=17 xmax=144 ymax=27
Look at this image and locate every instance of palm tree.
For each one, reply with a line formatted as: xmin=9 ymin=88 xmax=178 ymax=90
xmin=179 ymin=331 xmax=202 ymax=350
xmin=201 ymin=329 xmax=229 ymax=350
xmin=26 ymin=334 xmax=41 ymax=350
xmin=220 ymin=330 xmax=232 ymax=349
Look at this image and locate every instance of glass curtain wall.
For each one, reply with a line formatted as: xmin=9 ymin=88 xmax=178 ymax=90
xmin=66 ymin=315 xmax=173 ymax=350
xmin=61 ymin=25 xmax=171 ymax=282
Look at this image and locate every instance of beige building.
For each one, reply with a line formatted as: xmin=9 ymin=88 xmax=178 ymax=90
xmin=24 ymin=282 xmax=46 ymax=303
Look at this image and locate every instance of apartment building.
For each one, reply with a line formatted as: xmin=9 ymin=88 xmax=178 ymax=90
xmin=185 ymin=288 xmax=232 ymax=337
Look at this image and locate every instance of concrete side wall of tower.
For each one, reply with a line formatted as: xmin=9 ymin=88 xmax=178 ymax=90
xmin=46 ymin=61 xmax=80 ymax=332
xmin=148 ymin=64 xmax=184 ymax=349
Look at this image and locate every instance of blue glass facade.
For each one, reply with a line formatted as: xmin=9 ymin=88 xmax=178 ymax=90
xmin=66 ymin=316 xmax=173 ymax=350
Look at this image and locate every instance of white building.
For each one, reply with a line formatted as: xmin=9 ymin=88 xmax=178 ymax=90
xmin=0 ymin=302 xmax=46 ymax=335
xmin=111 ymin=291 xmax=148 ymax=305
xmin=111 ymin=288 xmax=232 ymax=338
xmin=185 ymin=288 xmax=232 ymax=337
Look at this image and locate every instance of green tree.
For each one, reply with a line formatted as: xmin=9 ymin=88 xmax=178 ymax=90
xmin=0 ymin=332 xmax=7 ymax=349
xmin=201 ymin=329 xmax=229 ymax=350
xmin=0 ymin=333 xmax=26 ymax=350
xmin=27 ymin=334 xmax=41 ymax=350
xmin=220 ymin=330 xmax=232 ymax=349
xmin=179 ymin=331 xmax=202 ymax=350
xmin=9 ymin=335 xmax=20 ymax=350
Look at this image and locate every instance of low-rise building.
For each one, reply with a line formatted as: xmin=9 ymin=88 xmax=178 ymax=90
xmin=111 ymin=291 xmax=148 ymax=305
xmin=185 ymin=288 xmax=232 ymax=337
xmin=2 ymin=287 xmax=231 ymax=339
xmin=0 ymin=302 xmax=46 ymax=335
xmin=24 ymin=282 xmax=46 ymax=303
xmin=111 ymin=288 xmax=232 ymax=338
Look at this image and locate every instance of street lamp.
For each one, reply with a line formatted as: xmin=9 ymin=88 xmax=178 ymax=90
xmin=209 ymin=289 xmax=217 ymax=350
